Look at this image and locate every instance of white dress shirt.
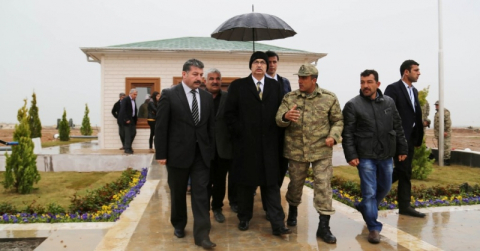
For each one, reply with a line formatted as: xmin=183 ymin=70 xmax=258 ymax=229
xmin=182 ymin=82 xmax=201 ymax=121
xmin=266 ymin=73 xmax=278 ymax=81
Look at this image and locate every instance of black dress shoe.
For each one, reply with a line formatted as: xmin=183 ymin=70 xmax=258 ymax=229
xmin=124 ymin=150 xmax=133 ymax=154
xmin=213 ymin=209 xmax=225 ymax=223
xmin=272 ymin=226 xmax=292 ymax=236
xmin=399 ymin=207 xmax=426 ymax=218
xmin=238 ymin=221 xmax=249 ymax=231
xmin=230 ymin=204 xmax=238 ymax=213
xmin=195 ymin=239 xmax=216 ymax=249
xmin=174 ymin=229 xmax=185 ymax=238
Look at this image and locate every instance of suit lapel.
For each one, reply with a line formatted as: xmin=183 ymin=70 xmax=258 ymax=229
xmin=398 ymin=81 xmax=415 ymax=111
xmin=199 ymin=90 xmax=210 ymax=124
xmin=263 ymin=79 xmax=272 ymax=101
xmin=217 ymin=91 xmax=227 ymax=117
xmin=175 ymin=84 xmax=195 ymax=125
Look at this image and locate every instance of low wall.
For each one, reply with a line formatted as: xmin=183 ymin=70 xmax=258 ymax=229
xmin=431 ymin=149 xmax=480 ymax=168
xmin=0 ymin=154 xmax=153 ymax=172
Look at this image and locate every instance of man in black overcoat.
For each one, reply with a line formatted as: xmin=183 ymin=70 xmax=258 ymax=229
xmin=384 ymin=60 xmax=426 ymax=218
xmin=155 ymin=59 xmax=216 ymax=249
xmin=118 ymin=89 xmax=137 ymax=154
xmin=224 ymin=51 xmax=291 ymax=236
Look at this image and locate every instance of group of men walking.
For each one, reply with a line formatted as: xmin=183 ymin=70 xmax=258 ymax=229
xmin=108 ymin=50 xmax=446 ymax=249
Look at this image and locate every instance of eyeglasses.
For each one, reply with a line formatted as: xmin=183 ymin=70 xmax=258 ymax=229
xmin=252 ymin=60 xmax=266 ymax=65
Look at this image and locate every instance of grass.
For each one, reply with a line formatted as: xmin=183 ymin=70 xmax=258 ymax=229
xmin=41 ymin=138 xmax=93 ymax=148
xmin=0 ymin=171 xmax=123 ymax=209
xmin=333 ymin=164 xmax=480 ymax=187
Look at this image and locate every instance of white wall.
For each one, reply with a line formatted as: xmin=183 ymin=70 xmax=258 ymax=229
xmin=101 ymin=52 xmax=312 ymax=149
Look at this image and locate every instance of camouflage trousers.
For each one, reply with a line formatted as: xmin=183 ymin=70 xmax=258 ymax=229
xmin=436 ymin=136 xmax=451 ymax=159
xmin=286 ymin=158 xmax=335 ymax=215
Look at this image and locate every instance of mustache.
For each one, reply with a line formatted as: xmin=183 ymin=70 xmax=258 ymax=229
xmin=194 ymin=80 xmax=202 ymax=84
xmin=210 ymin=83 xmax=220 ymax=86
xmin=362 ymin=88 xmax=371 ymax=91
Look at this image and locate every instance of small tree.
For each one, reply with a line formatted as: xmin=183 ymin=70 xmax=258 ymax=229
xmin=28 ymin=92 xmax=42 ymax=138
xmin=59 ymin=109 xmax=70 ymax=141
xmin=4 ymin=99 xmax=41 ymax=194
xmin=412 ymin=86 xmax=434 ymax=180
xmin=80 ymin=103 xmax=92 ymax=136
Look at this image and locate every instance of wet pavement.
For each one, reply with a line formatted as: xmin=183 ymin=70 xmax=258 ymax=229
xmin=1 ymin=158 xmax=479 ymax=250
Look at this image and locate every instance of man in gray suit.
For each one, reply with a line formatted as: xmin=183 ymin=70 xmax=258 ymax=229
xmin=155 ymin=59 xmax=216 ymax=249
xmin=204 ymin=68 xmax=236 ymax=223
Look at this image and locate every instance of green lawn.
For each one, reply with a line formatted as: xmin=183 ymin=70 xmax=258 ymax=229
xmin=41 ymin=138 xmax=93 ymax=148
xmin=0 ymin=171 xmax=123 ymax=210
xmin=333 ymin=164 xmax=480 ymax=187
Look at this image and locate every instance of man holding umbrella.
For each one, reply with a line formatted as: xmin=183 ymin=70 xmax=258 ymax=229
xmin=224 ymin=51 xmax=291 ymax=236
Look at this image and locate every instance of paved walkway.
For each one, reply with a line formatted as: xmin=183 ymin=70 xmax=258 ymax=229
xmin=1 ymin=159 xmax=479 ymax=250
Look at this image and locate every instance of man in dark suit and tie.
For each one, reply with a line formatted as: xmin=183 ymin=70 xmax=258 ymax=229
xmin=224 ymin=51 xmax=291 ymax=236
xmin=384 ymin=60 xmax=426 ymax=218
xmin=155 ymin=59 xmax=216 ymax=249
xmin=118 ymin=89 xmax=137 ymax=154
xmin=204 ymin=68 xmax=236 ymax=223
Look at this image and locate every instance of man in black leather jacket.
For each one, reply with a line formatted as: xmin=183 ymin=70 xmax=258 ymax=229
xmin=342 ymin=70 xmax=408 ymax=244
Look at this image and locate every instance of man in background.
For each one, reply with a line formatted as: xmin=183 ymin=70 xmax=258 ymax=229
xmin=434 ymin=101 xmax=452 ymax=166
xmin=204 ymin=68 xmax=236 ymax=222
xmin=118 ymin=89 xmax=137 ymax=154
xmin=111 ymin=92 xmax=126 ymax=150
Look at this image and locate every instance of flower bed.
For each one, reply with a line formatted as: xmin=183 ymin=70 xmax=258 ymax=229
xmin=0 ymin=168 xmax=148 ymax=224
xmin=304 ymin=175 xmax=480 ymax=210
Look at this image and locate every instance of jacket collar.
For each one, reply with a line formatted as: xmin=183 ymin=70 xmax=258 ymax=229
xmin=359 ymin=88 xmax=385 ymax=103
xmin=294 ymin=84 xmax=321 ymax=98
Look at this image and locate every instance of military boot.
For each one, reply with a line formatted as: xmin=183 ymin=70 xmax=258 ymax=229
xmin=316 ymin=215 xmax=337 ymax=244
xmin=286 ymin=205 xmax=298 ymax=226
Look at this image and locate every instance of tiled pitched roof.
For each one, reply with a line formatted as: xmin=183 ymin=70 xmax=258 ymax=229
xmin=108 ymin=37 xmax=309 ymax=53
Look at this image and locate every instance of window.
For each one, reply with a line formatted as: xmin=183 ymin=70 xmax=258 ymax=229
xmin=125 ymin=77 xmax=160 ymax=129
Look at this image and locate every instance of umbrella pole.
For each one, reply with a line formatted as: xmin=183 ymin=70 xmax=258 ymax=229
xmin=252 ymin=28 xmax=255 ymax=52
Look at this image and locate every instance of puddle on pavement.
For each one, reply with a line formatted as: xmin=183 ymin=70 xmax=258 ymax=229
xmin=40 ymin=141 xmax=100 ymax=154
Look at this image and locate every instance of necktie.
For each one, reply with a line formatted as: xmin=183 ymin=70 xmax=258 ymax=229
xmin=256 ymin=82 xmax=262 ymax=100
xmin=408 ymin=87 xmax=415 ymax=111
xmin=190 ymin=90 xmax=199 ymax=125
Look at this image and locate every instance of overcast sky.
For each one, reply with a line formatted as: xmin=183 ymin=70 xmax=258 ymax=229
xmin=1 ymin=0 xmax=479 ymax=127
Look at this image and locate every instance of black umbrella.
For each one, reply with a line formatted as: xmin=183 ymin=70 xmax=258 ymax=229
xmin=211 ymin=12 xmax=296 ymax=52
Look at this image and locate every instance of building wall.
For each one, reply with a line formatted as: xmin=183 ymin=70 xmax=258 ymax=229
xmin=101 ymin=52 xmax=312 ymax=149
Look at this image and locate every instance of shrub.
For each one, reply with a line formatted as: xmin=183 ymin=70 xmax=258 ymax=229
xmin=28 ymin=92 xmax=42 ymax=138
xmin=80 ymin=103 xmax=92 ymax=136
xmin=3 ymin=100 xmax=41 ymax=194
xmin=412 ymin=86 xmax=434 ymax=180
xmin=59 ymin=108 xmax=70 ymax=141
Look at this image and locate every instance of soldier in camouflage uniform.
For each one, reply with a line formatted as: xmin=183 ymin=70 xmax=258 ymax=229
xmin=276 ymin=64 xmax=343 ymax=244
xmin=422 ymin=100 xmax=431 ymax=130
xmin=434 ymin=101 xmax=452 ymax=166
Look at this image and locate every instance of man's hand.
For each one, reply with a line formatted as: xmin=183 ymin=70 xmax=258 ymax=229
xmin=157 ymin=159 xmax=167 ymax=165
xmin=284 ymin=105 xmax=300 ymax=122
xmin=126 ymin=120 xmax=131 ymax=124
xmin=325 ymin=137 xmax=335 ymax=147
xmin=444 ymin=132 xmax=448 ymax=137
xmin=398 ymin=155 xmax=407 ymax=161
xmin=348 ymin=158 xmax=359 ymax=167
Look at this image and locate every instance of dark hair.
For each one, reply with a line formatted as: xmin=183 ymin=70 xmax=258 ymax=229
xmin=182 ymin=58 xmax=204 ymax=72
xmin=360 ymin=69 xmax=379 ymax=82
xmin=151 ymin=91 xmax=160 ymax=105
xmin=265 ymin=50 xmax=279 ymax=61
xmin=400 ymin=60 xmax=419 ymax=76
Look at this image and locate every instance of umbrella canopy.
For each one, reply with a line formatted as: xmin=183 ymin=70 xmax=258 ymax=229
xmin=211 ymin=12 xmax=296 ymax=51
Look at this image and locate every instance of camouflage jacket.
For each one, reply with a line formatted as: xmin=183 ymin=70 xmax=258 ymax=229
xmin=276 ymin=85 xmax=344 ymax=162
xmin=421 ymin=100 xmax=431 ymax=128
xmin=434 ymin=108 xmax=452 ymax=138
